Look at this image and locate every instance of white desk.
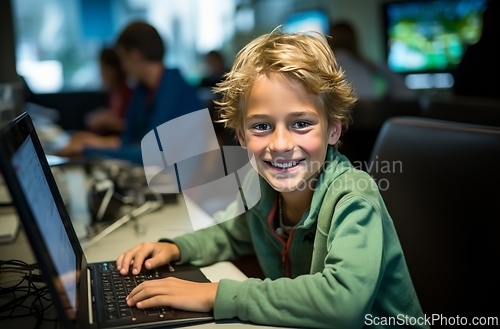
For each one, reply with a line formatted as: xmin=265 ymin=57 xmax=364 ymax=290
xmin=0 ymin=166 xmax=284 ymax=328
xmin=81 ymin=194 xmax=249 ymax=283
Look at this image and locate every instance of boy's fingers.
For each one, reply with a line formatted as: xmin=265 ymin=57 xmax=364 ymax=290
xmin=135 ymin=295 xmax=170 ymax=309
xmin=119 ymin=253 xmax=133 ymax=274
xmin=116 ymin=254 xmax=124 ymax=270
xmin=145 ymin=253 xmax=167 ymax=269
xmin=131 ymin=249 xmax=152 ymax=274
xmin=117 ymin=243 xmax=168 ymax=275
xmin=144 ymin=259 xmax=155 ymax=269
xmin=119 ymin=245 xmax=142 ymax=274
xmin=127 ymin=282 xmax=167 ymax=305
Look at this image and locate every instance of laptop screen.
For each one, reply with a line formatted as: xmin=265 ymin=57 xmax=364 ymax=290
xmin=11 ymin=135 xmax=77 ymax=313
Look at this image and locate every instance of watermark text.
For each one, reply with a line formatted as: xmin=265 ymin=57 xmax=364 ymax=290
xmin=365 ymin=314 xmax=498 ymax=326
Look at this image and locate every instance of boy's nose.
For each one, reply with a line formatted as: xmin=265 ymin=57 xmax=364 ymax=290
xmin=269 ymin=125 xmax=293 ymax=153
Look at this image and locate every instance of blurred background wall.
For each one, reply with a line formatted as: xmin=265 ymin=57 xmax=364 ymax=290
xmin=6 ymin=0 xmax=485 ymax=93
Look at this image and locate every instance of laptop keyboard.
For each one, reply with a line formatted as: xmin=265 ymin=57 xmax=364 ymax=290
xmin=98 ymin=262 xmax=172 ymax=321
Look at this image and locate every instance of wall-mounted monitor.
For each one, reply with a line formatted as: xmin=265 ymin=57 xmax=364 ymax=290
xmin=283 ymin=9 xmax=329 ymax=35
xmin=383 ymin=0 xmax=487 ymax=74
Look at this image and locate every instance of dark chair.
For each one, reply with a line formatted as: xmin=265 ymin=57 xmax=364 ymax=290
xmin=424 ymin=96 xmax=500 ymax=127
xmin=368 ymin=117 xmax=500 ymax=323
xmin=349 ymin=100 xmax=422 ymax=130
xmin=341 ymin=100 xmax=422 ymax=170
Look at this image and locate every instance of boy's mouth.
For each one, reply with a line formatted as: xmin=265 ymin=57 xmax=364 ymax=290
xmin=264 ymin=159 xmax=305 ymax=170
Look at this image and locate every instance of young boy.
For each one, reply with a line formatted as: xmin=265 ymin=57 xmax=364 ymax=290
xmin=116 ymin=31 xmax=428 ymax=328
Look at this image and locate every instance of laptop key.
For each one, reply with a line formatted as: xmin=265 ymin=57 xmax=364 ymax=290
xmin=101 ymin=265 xmax=170 ymax=322
xmin=120 ymin=311 xmax=131 ymax=318
xmin=119 ymin=307 xmax=132 ymax=318
xmin=106 ymin=306 xmax=117 ymax=313
xmin=107 ymin=312 xmax=118 ymax=320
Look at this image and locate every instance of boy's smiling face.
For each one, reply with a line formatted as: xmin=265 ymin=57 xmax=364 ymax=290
xmin=239 ymin=73 xmax=341 ymax=192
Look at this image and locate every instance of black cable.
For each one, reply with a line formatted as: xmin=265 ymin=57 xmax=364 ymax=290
xmin=0 ymin=260 xmax=37 ymax=271
xmin=0 ymin=259 xmax=59 ymax=328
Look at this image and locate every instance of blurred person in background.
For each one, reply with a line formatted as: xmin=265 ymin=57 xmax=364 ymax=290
xmin=454 ymin=0 xmax=500 ymax=99
xmin=199 ymin=50 xmax=227 ymax=88
xmin=85 ymin=47 xmax=132 ymax=134
xmin=197 ymin=50 xmax=235 ymax=145
xmin=58 ymin=21 xmax=202 ymax=164
xmin=328 ymin=20 xmax=415 ymax=101
xmin=56 ymin=47 xmax=131 ymax=156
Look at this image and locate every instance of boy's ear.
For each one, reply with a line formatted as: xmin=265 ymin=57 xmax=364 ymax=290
xmin=327 ymin=121 xmax=342 ymax=145
xmin=237 ymin=131 xmax=247 ymax=149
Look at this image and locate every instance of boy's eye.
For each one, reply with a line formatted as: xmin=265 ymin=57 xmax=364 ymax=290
xmin=292 ymin=121 xmax=311 ymax=129
xmin=252 ymin=123 xmax=271 ymax=131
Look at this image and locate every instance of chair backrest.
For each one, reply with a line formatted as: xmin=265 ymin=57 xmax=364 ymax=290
xmin=424 ymin=96 xmax=500 ymax=127
xmin=349 ymin=99 xmax=422 ymax=131
xmin=368 ymin=117 xmax=500 ymax=319
xmin=341 ymin=100 xmax=422 ymax=170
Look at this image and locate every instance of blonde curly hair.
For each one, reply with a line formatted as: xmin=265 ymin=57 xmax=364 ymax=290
xmin=213 ymin=30 xmax=357 ymax=146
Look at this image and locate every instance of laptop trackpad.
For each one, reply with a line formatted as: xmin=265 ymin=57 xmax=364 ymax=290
xmin=156 ymin=263 xmax=211 ymax=283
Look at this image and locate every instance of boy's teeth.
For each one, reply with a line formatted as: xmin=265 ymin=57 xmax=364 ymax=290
xmin=271 ymin=161 xmax=298 ymax=168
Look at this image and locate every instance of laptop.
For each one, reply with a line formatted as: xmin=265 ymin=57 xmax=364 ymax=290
xmin=0 ymin=112 xmax=214 ymax=329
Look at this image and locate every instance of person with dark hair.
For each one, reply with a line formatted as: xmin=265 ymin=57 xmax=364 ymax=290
xmin=58 ymin=21 xmax=202 ymax=164
xmin=85 ymin=47 xmax=132 ymax=134
xmin=454 ymin=0 xmax=500 ymax=99
xmin=328 ymin=21 xmax=415 ymax=100
xmin=199 ymin=50 xmax=226 ymax=88
xmin=197 ymin=50 xmax=232 ymax=145
xmin=56 ymin=47 xmax=132 ymax=156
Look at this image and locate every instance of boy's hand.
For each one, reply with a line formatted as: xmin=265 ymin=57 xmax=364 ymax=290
xmin=116 ymin=242 xmax=180 ymax=275
xmin=126 ymin=278 xmax=218 ymax=313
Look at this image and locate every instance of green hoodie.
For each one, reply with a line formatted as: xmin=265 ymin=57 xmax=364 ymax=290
xmin=168 ymin=147 xmax=428 ymax=329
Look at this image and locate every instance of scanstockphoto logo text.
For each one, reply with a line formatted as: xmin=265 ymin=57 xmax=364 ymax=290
xmin=365 ymin=314 xmax=498 ymax=326
xmin=271 ymin=156 xmax=402 ymax=192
